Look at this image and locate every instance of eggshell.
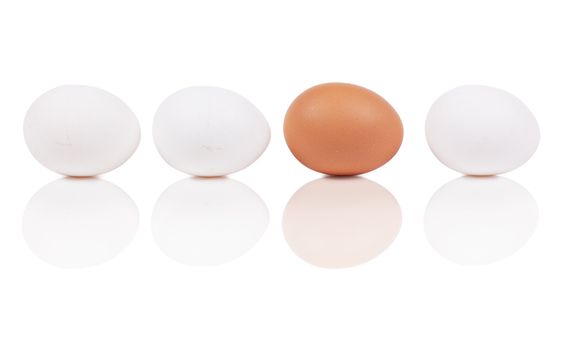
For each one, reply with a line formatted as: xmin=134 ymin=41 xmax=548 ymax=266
xmin=153 ymin=86 xmax=270 ymax=177
xmin=24 ymin=85 xmax=140 ymax=177
xmin=425 ymin=85 xmax=540 ymax=175
xmin=284 ymin=83 xmax=403 ymax=176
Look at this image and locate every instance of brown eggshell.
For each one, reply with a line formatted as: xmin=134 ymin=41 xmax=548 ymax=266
xmin=284 ymin=83 xmax=403 ymax=176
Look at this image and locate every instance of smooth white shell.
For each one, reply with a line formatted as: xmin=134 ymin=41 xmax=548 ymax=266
xmin=153 ymin=86 xmax=270 ymax=177
xmin=24 ymin=85 xmax=140 ymax=177
xmin=425 ymin=85 xmax=540 ymax=175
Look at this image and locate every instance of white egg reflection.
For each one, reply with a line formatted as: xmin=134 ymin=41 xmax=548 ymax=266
xmin=424 ymin=176 xmax=538 ymax=265
xmin=283 ymin=177 xmax=401 ymax=269
xmin=22 ymin=178 xmax=139 ymax=268
xmin=152 ymin=178 xmax=269 ymax=266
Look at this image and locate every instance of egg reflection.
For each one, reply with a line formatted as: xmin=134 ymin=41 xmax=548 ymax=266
xmin=152 ymin=177 xmax=268 ymax=266
xmin=283 ymin=177 xmax=401 ymax=268
xmin=22 ymin=178 xmax=139 ymax=268
xmin=424 ymin=176 xmax=538 ymax=265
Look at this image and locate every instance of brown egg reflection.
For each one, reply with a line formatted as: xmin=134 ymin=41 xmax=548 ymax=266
xmin=282 ymin=177 xmax=401 ymax=268
xmin=284 ymin=83 xmax=403 ymax=176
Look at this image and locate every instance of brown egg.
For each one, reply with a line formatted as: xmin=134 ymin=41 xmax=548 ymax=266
xmin=284 ymin=83 xmax=403 ymax=176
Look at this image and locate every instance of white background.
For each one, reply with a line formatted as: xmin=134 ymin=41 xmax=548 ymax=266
xmin=1 ymin=0 xmax=564 ymax=348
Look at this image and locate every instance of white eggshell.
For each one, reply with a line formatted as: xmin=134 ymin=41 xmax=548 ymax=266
xmin=24 ymin=85 xmax=140 ymax=177
xmin=425 ymin=85 xmax=540 ymax=175
xmin=153 ymin=86 xmax=270 ymax=176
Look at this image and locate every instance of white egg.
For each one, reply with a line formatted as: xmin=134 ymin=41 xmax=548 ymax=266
xmin=24 ymin=85 xmax=140 ymax=177
xmin=153 ymin=86 xmax=270 ymax=177
xmin=425 ymin=85 xmax=540 ymax=175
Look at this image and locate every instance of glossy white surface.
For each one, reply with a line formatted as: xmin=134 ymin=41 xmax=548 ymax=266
xmin=1 ymin=1 xmax=565 ymax=349
xmin=283 ymin=177 xmax=401 ymax=268
xmin=152 ymin=178 xmax=268 ymax=266
xmin=425 ymin=176 xmax=538 ymax=265
xmin=23 ymin=178 xmax=139 ymax=268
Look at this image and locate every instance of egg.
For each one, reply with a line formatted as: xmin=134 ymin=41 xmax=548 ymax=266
xmin=153 ymin=86 xmax=271 ymax=177
xmin=425 ymin=85 xmax=540 ymax=175
xmin=284 ymin=83 xmax=403 ymax=176
xmin=24 ymin=85 xmax=140 ymax=177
